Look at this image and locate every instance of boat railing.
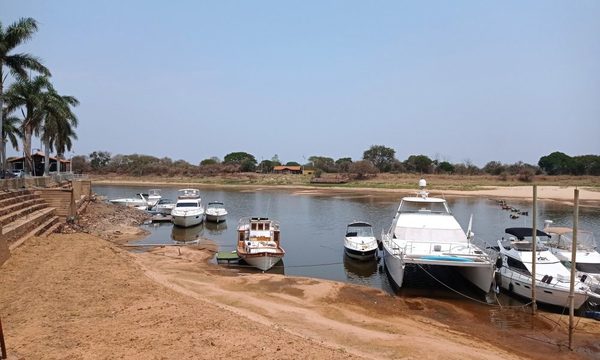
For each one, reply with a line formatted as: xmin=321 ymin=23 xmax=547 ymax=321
xmin=383 ymin=232 xmax=490 ymax=261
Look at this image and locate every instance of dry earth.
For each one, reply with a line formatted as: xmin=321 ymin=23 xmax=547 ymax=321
xmin=1 ymin=201 xmax=600 ymax=359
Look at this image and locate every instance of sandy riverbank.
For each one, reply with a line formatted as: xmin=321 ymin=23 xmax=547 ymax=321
xmin=1 ymin=201 xmax=600 ymax=359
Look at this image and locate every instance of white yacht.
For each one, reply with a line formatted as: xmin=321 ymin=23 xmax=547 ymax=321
xmin=145 ymin=189 xmax=162 ymax=207
xmin=381 ymin=179 xmax=494 ymax=293
xmin=109 ymin=193 xmax=148 ymax=209
xmin=152 ymin=198 xmax=176 ymax=215
xmin=237 ymin=217 xmax=285 ymax=271
xmin=542 ymin=221 xmax=600 ymax=294
xmin=491 ymin=227 xmax=599 ymax=309
xmin=171 ymin=189 xmax=204 ymax=228
xmin=344 ymin=221 xmax=378 ymax=261
xmin=205 ymin=201 xmax=228 ymax=223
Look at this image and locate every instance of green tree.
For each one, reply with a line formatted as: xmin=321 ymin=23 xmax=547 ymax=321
xmin=1 ymin=106 xmax=21 ymax=157
xmin=335 ymin=157 xmax=352 ymax=172
xmin=538 ymin=151 xmax=574 ymax=175
xmin=0 ymin=17 xmax=51 ymax=172
xmin=285 ymin=161 xmax=300 ymax=166
xmin=308 ymin=155 xmax=335 ymax=172
xmin=258 ymin=159 xmax=274 ymax=173
xmin=5 ymin=75 xmax=53 ymax=174
xmin=89 ymin=151 xmax=111 ymax=170
xmin=223 ymin=151 xmax=256 ymax=166
xmin=404 ymin=155 xmax=433 ymax=174
xmin=200 ymin=158 xmax=218 ymax=166
xmin=436 ymin=161 xmax=455 ymax=174
xmin=349 ymin=160 xmax=378 ymax=179
xmin=482 ymin=161 xmax=505 ymax=176
xmin=363 ymin=145 xmax=395 ymax=172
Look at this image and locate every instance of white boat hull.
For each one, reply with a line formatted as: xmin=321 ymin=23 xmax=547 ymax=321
xmin=172 ymin=212 xmax=204 ymax=228
xmin=382 ymin=240 xmax=405 ymax=288
xmin=498 ymin=269 xmax=589 ymax=309
xmin=109 ymin=199 xmax=147 ymax=208
xmin=205 ymin=213 xmax=227 ymax=223
xmin=242 ymin=254 xmax=283 ymax=271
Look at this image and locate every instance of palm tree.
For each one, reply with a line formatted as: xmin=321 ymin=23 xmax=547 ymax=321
xmin=1 ymin=106 xmax=22 ymax=159
xmin=5 ymin=75 xmax=53 ymax=174
xmin=38 ymin=89 xmax=79 ymax=174
xmin=0 ymin=17 xmax=50 ymax=172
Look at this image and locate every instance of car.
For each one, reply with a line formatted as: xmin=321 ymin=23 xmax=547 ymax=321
xmin=11 ymin=169 xmax=24 ymax=178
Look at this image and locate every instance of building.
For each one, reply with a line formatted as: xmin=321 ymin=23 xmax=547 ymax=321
xmin=273 ymin=165 xmax=302 ymax=175
xmin=7 ymin=151 xmax=71 ymax=176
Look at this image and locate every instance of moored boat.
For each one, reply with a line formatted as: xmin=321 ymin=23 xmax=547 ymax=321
xmin=237 ymin=217 xmax=284 ymax=271
xmin=381 ymin=179 xmax=494 ymax=293
xmin=109 ymin=193 xmax=148 ymax=209
xmin=344 ymin=221 xmax=378 ymax=261
xmin=205 ymin=201 xmax=228 ymax=223
xmin=171 ymin=189 xmax=204 ymax=228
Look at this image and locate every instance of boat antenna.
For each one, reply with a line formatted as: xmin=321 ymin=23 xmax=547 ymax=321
xmin=418 ymin=178 xmax=428 ymax=199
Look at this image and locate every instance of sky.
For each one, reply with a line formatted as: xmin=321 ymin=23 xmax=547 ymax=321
xmin=3 ymin=1 xmax=600 ymax=166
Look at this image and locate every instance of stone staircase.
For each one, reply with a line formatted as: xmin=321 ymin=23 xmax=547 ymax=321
xmin=0 ymin=189 xmax=61 ymax=250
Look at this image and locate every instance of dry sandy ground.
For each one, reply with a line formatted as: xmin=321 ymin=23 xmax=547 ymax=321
xmin=1 ymin=201 xmax=600 ymax=359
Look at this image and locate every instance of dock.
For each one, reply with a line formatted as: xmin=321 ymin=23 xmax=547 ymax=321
xmin=216 ymin=251 xmax=240 ymax=264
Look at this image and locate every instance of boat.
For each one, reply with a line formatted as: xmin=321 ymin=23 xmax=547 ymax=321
xmin=381 ymin=179 xmax=494 ymax=293
xmin=205 ymin=201 xmax=228 ymax=223
xmin=542 ymin=221 xmax=600 ymax=294
xmin=490 ymin=227 xmax=599 ymax=308
xmin=171 ymin=189 xmax=204 ymax=228
xmin=109 ymin=193 xmax=148 ymax=209
xmin=145 ymin=189 xmax=162 ymax=207
xmin=344 ymin=221 xmax=378 ymax=261
xmin=152 ymin=198 xmax=176 ymax=215
xmin=236 ymin=217 xmax=285 ymax=271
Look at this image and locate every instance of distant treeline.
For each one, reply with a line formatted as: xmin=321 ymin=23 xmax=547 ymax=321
xmin=72 ymin=147 xmax=600 ymax=179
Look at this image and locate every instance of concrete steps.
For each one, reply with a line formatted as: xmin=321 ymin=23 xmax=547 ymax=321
xmin=0 ymin=189 xmax=60 ymax=250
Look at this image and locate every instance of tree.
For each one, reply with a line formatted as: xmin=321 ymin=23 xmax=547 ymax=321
xmin=538 ymin=151 xmax=574 ymax=175
xmin=0 ymin=17 xmax=50 ymax=172
xmin=363 ymin=145 xmax=395 ymax=172
xmin=1 ymin=106 xmax=21 ymax=156
xmin=89 ymin=151 xmax=111 ymax=170
xmin=5 ymin=75 xmax=53 ymax=174
xmin=39 ymin=88 xmax=79 ymax=174
xmin=349 ymin=160 xmax=379 ymax=179
xmin=70 ymin=155 xmax=88 ymax=173
xmin=258 ymin=159 xmax=274 ymax=173
xmin=335 ymin=157 xmax=352 ymax=173
xmin=200 ymin=158 xmax=218 ymax=166
xmin=482 ymin=161 xmax=505 ymax=176
xmin=436 ymin=161 xmax=455 ymax=174
xmin=285 ymin=161 xmax=300 ymax=166
xmin=223 ymin=151 xmax=256 ymax=166
xmin=308 ymin=156 xmax=335 ymax=172
xmin=404 ymin=155 xmax=433 ymax=174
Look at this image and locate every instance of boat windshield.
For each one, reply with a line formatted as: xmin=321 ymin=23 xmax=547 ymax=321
xmin=176 ymin=202 xmax=199 ymax=208
xmin=546 ymin=230 xmax=597 ymax=251
xmin=209 ymin=203 xmax=224 ymax=209
xmin=575 ymin=263 xmax=600 ymax=274
xmin=399 ymin=200 xmax=449 ymax=214
xmin=346 ymin=225 xmax=374 ymax=237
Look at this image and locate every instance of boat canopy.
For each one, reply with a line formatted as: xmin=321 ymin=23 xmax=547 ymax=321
xmin=544 ymin=227 xmax=597 ymax=251
xmin=346 ymin=222 xmax=374 ymax=237
xmin=505 ymin=228 xmax=550 ymax=240
xmin=347 ymin=221 xmax=372 ymax=228
xmin=399 ymin=198 xmax=449 ymax=214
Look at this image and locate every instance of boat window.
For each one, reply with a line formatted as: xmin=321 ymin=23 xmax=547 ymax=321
xmin=347 ymin=226 xmax=373 ymax=237
xmin=400 ymin=201 xmax=448 ymax=214
xmin=251 ymin=223 xmax=257 ymax=230
xmin=506 ymin=257 xmax=531 ymax=275
xmin=257 ymin=223 xmax=264 ymax=231
xmin=575 ymin=263 xmax=600 ymax=274
xmin=264 ymin=223 xmax=270 ymax=231
xmin=176 ymin=203 xmax=197 ymax=207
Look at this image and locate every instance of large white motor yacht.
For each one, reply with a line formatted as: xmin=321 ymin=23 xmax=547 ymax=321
xmin=491 ymin=227 xmax=599 ymax=309
xmin=171 ymin=189 xmax=204 ymax=228
xmin=381 ymin=179 xmax=494 ymax=293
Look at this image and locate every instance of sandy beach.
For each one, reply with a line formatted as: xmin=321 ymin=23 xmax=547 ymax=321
xmin=1 ymin=198 xmax=600 ymax=359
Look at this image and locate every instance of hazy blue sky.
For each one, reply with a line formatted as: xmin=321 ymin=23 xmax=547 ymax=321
xmin=3 ymin=1 xmax=599 ymax=166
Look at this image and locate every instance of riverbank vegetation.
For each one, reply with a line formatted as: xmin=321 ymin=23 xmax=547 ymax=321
xmin=76 ymin=146 xmax=599 ymax=190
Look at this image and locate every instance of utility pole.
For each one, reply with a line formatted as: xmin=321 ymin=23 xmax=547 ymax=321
xmin=568 ymin=188 xmax=579 ymax=350
xmin=531 ymin=185 xmax=537 ymax=315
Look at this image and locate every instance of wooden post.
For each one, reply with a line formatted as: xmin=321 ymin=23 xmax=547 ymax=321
xmin=569 ymin=188 xmax=579 ymax=350
xmin=0 ymin=317 xmax=7 ymax=359
xmin=531 ymin=185 xmax=537 ymax=315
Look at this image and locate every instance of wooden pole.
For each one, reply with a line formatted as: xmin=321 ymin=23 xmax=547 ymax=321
xmin=531 ymin=185 xmax=537 ymax=315
xmin=0 ymin=317 xmax=7 ymax=359
xmin=568 ymin=188 xmax=579 ymax=350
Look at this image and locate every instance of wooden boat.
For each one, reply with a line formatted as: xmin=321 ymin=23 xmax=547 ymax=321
xmin=236 ymin=217 xmax=284 ymax=271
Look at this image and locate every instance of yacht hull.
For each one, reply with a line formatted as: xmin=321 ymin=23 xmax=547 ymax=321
xmin=241 ymin=253 xmax=283 ymax=271
xmin=205 ymin=213 xmax=226 ymax=223
xmin=172 ymin=213 xmax=204 ymax=228
xmin=345 ymin=247 xmax=377 ymax=261
xmin=382 ymin=242 xmax=405 ymax=288
xmin=498 ymin=269 xmax=588 ymax=309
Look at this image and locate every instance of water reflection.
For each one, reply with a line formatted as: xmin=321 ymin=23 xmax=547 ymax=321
xmin=171 ymin=224 xmax=203 ymax=243
xmin=204 ymin=221 xmax=228 ymax=235
xmin=343 ymin=254 xmax=379 ymax=284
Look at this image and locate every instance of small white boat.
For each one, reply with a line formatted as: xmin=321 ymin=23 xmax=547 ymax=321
xmin=543 ymin=221 xmax=600 ymax=294
xmin=145 ymin=189 xmax=162 ymax=207
xmin=237 ymin=217 xmax=285 ymax=271
xmin=381 ymin=179 xmax=494 ymax=293
xmin=344 ymin=221 xmax=378 ymax=261
xmin=171 ymin=189 xmax=204 ymax=228
xmin=109 ymin=193 xmax=148 ymax=209
xmin=491 ymin=227 xmax=599 ymax=309
xmin=153 ymin=198 xmax=175 ymax=215
xmin=205 ymin=201 xmax=228 ymax=223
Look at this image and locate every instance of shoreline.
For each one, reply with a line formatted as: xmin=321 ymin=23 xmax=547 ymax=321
xmin=91 ymin=178 xmax=600 ymax=207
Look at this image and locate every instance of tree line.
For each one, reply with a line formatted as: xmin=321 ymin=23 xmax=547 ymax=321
xmin=76 ymin=147 xmax=600 ymax=179
xmin=1 ymin=17 xmax=79 ymax=176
